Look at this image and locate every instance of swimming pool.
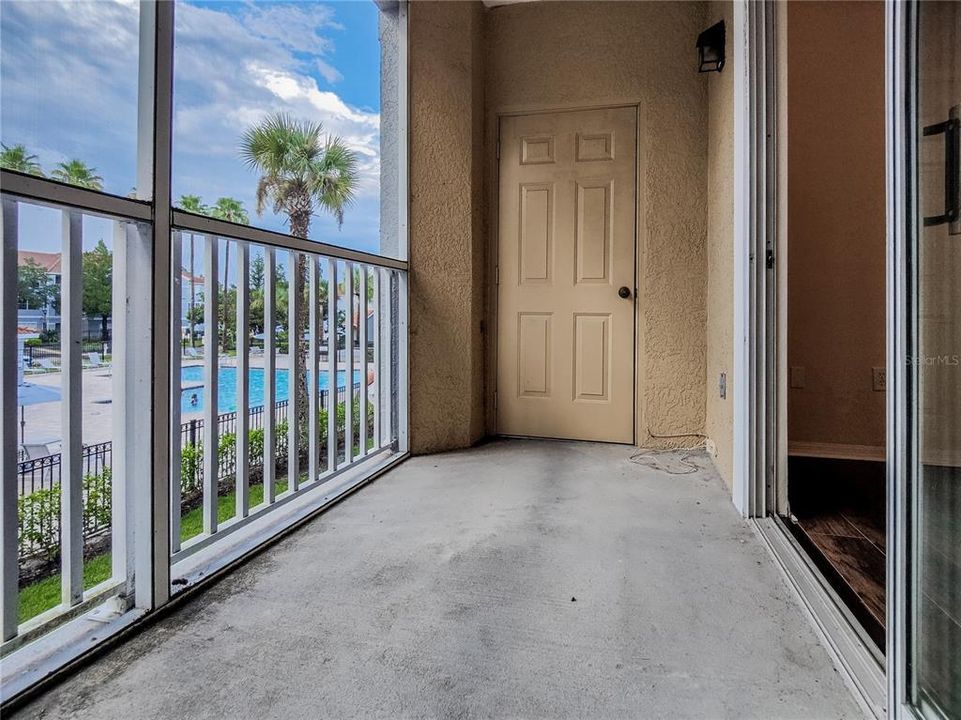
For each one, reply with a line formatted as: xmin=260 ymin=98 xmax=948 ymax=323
xmin=181 ymin=366 xmax=360 ymax=414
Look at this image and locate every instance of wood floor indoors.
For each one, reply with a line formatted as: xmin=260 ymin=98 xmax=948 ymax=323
xmin=786 ymin=456 xmax=887 ymax=650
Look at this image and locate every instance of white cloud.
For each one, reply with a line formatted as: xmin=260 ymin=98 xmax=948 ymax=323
xmin=1 ymin=0 xmax=386 ymax=252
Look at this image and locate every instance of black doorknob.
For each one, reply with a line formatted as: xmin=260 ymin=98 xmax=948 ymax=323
xmin=618 ymin=286 xmax=631 ymax=299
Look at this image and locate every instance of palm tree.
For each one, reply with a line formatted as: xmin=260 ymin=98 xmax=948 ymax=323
xmin=178 ymin=195 xmax=208 ymax=348
xmin=210 ymin=197 xmax=250 ymax=351
xmin=240 ymin=113 xmax=358 ymax=450
xmin=51 ymin=159 xmax=103 ymax=190
xmin=0 ymin=143 xmax=44 ymax=176
xmin=240 ymin=114 xmax=357 ymax=239
xmin=177 ymin=194 xmax=208 ymax=214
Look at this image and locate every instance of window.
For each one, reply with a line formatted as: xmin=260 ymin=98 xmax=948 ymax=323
xmin=172 ymin=1 xmax=406 ymax=259
xmin=0 ymin=1 xmax=407 ymax=699
xmin=0 ymin=1 xmax=146 ymax=199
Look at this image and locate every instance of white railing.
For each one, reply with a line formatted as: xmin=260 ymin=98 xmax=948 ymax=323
xmin=0 ymin=0 xmax=408 ymax=702
xmin=1 ymin=194 xmax=152 ymax=648
xmin=169 ymin=227 xmax=404 ymax=563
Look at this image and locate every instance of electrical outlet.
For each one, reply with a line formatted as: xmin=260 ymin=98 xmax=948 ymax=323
xmin=719 ymin=372 xmax=727 ymax=399
xmin=873 ymin=367 xmax=886 ymax=392
xmin=790 ymin=366 xmax=806 ymax=389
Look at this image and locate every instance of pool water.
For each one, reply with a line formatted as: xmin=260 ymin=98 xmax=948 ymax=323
xmin=181 ymin=366 xmax=360 ymax=414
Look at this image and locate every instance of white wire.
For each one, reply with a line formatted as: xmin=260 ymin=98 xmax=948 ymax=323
xmin=628 ymin=443 xmax=708 ymax=475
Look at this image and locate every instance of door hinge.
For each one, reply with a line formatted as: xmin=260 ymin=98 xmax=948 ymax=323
xmin=495 ymin=266 xmax=499 ymax=285
xmin=493 ymin=391 xmax=497 ymax=410
xmin=496 ymin=138 xmax=500 ymax=159
xmin=766 ymin=248 xmax=775 ymax=269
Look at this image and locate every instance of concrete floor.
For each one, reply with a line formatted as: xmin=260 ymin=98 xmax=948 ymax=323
xmin=14 ymin=440 xmax=863 ymax=719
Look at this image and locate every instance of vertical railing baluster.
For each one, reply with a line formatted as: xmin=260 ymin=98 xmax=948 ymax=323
xmin=372 ymin=267 xmax=381 ymax=450
xmin=380 ymin=268 xmax=393 ymax=447
xmin=263 ymin=247 xmax=276 ymax=504
xmin=395 ymin=270 xmax=408 ymax=453
xmin=202 ymin=235 xmax=219 ymax=535
xmin=287 ymin=251 xmax=301 ymax=493
xmin=326 ymin=259 xmax=338 ymax=472
xmin=345 ymin=262 xmax=354 ymax=464
xmin=359 ymin=265 xmax=369 ymax=457
xmin=236 ymin=240 xmax=250 ymax=518
xmin=170 ymin=231 xmax=183 ymax=552
xmin=308 ymin=256 xmax=320 ymax=483
xmin=1 ymin=198 xmax=20 ymax=639
xmin=61 ymin=209 xmax=83 ymax=607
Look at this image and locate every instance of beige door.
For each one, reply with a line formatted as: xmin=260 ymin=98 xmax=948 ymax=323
xmin=496 ymin=107 xmax=636 ymax=442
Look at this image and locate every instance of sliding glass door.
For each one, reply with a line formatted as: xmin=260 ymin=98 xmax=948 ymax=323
xmin=898 ymin=1 xmax=960 ymax=717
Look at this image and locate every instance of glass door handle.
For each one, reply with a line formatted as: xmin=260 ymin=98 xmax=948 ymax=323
xmin=923 ymin=104 xmax=960 ymax=235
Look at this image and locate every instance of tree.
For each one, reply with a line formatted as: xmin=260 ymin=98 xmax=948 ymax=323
xmin=250 ymin=254 xmax=265 ymax=291
xmin=18 ymin=259 xmax=57 ymax=331
xmin=210 ymin=197 xmax=250 ymax=351
xmin=1 ymin=143 xmax=44 ymax=176
xmin=177 ymin=195 xmax=208 ymax=214
xmin=241 ymin=114 xmax=358 ymax=444
xmin=82 ymin=240 xmax=112 ymax=341
xmin=177 ymin=197 xmax=206 ymax=347
xmin=51 ymin=159 xmax=103 ymax=191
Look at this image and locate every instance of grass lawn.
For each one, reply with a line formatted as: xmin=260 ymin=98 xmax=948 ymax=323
xmin=18 ymin=480 xmax=289 ymax=624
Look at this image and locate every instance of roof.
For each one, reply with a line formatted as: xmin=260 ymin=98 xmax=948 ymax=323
xmin=18 ymin=250 xmax=61 ymax=274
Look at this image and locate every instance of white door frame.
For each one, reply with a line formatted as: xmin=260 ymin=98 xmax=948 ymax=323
xmin=731 ymin=0 xmax=777 ymax=518
xmin=734 ymin=1 xmax=920 ymax=718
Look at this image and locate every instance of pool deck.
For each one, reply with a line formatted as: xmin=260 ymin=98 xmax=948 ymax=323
xmin=19 ymin=353 xmax=370 ymax=449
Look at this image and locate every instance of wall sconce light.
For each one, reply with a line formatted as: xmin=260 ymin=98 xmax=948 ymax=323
xmin=697 ymin=20 xmax=725 ymax=73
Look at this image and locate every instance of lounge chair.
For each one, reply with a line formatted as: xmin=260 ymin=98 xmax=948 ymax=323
xmin=85 ymin=352 xmax=105 ymax=368
xmin=22 ymin=443 xmax=54 ymax=460
xmin=37 ymin=358 xmax=59 ymax=371
xmin=184 ymin=347 xmax=202 ymax=359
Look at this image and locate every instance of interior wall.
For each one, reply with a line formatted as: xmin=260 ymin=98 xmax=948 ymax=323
xmin=485 ymin=1 xmax=710 ymax=448
xmin=787 ymin=0 xmax=886 ymax=453
xmin=704 ymin=1 xmax=734 ymax=488
xmin=408 ymin=1 xmax=487 ymax=454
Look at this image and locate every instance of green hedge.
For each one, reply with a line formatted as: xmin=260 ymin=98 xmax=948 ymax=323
xmin=19 ymin=397 xmax=376 ymax=565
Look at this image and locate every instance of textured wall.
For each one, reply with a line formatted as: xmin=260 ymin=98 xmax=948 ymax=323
xmin=787 ymin=1 xmax=886 ymax=451
xmin=485 ymin=1 xmax=709 ymax=447
xmin=704 ymin=2 xmax=734 ymax=487
xmin=408 ymin=2 xmax=487 ymax=453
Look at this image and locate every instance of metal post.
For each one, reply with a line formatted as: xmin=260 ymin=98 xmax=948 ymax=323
xmin=1 ymin=198 xmax=20 ymax=639
xmin=202 ymin=235 xmax=219 ymax=534
xmin=359 ymin=266 xmax=369 ymax=457
xmin=236 ymin=241 xmax=250 ymax=518
xmin=345 ymin=263 xmax=354 ymax=463
xmin=169 ymin=230 xmax=183 ymax=552
xmin=60 ymin=210 xmax=84 ymax=608
xmin=327 ymin=259 xmax=338 ymax=471
xmin=372 ymin=268 xmax=381 ymax=450
xmin=287 ymin=251 xmax=301 ymax=493
xmin=308 ymin=256 xmax=320 ymax=483
xmin=263 ymin=247 xmax=276 ymax=504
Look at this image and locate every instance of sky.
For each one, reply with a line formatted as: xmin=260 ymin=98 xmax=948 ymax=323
xmin=1 ymin=0 xmax=387 ymax=260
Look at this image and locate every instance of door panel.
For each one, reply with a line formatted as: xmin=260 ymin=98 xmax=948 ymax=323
xmin=909 ymin=2 xmax=961 ymax=717
xmin=497 ymin=107 xmax=636 ymax=442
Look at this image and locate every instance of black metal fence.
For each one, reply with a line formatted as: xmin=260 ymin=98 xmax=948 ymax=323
xmin=18 ymin=384 xmax=365 ymax=563
xmin=23 ymin=341 xmax=109 ymax=365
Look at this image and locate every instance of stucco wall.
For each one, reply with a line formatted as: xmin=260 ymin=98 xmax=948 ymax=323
xmin=704 ymin=1 xmax=734 ymax=487
xmin=485 ymin=1 xmax=709 ymax=448
xmin=408 ymin=1 xmax=487 ymax=453
xmin=787 ymin=1 xmax=886 ymax=452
